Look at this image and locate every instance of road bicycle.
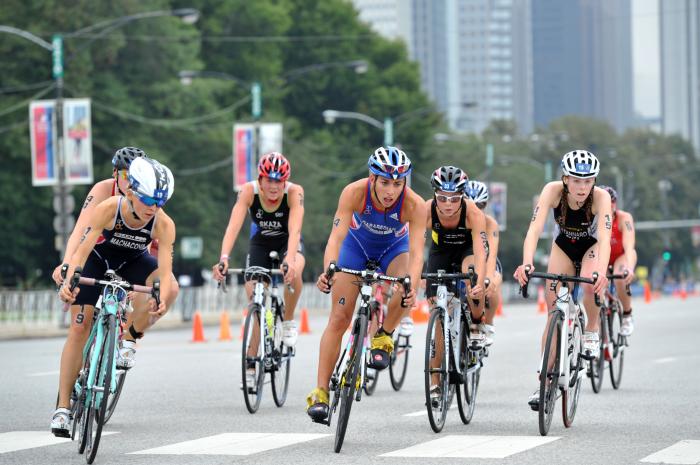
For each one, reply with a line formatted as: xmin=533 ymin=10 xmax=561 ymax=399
xmin=66 ymin=266 xmax=159 ymax=464
xmin=589 ymin=266 xmax=630 ymax=392
xmin=521 ymin=265 xmax=599 ymax=436
xmin=311 ymin=261 xmax=410 ymax=453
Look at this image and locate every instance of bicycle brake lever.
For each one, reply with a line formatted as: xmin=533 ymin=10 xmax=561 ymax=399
xmin=217 ymin=262 xmax=228 ymax=293
xmin=152 ymin=279 xmax=161 ymax=309
xmin=400 ymin=276 xmax=411 ymax=308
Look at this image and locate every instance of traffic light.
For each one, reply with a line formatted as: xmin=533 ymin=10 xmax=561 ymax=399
xmin=662 ymin=251 xmax=672 ymax=261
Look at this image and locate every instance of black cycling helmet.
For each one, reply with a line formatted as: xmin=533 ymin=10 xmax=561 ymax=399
xmin=112 ymin=146 xmax=147 ymax=171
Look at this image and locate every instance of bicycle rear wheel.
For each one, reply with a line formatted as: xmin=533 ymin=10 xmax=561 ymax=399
xmin=334 ymin=313 xmax=367 ymax=453
xmin=86 ymin=314 xmax=117 ymax=464
xmin=562 ymin=314 xmax=584 ymax=427
xmin=457 ymin=317 xmax=479 ymax=424
xmin=242 ymin=305 xmax=265 ymax=413
xmin=589 ymin=311 xmax=605 ymax=393
xmin=389 ymin=333 xmax=410 ymax=391
xmin=608 ymin=299 xmax=625 ymax=389
xmin=425 ymin=308 xmax=449 ymax=433
xmin=538 ymin=314 xmax=561 ymax=436
xmin=271 ymin=312 xmax=291 ymax=407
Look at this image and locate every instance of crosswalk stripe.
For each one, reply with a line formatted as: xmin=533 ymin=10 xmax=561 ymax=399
xmin=129 ymin=433 xmax=330 ymax=456
xmin=381 ymin=435 xmax=560 ymax=458
xmin=640 ymin=440 xmax=700 ymax=464
xmin=0 ymin=431 xmax=117 ymax=454
xmin=403 ymin=404 xmax=457 ymax=417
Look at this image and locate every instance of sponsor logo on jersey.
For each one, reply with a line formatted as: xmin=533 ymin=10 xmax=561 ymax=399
xmin=390 ymin=212 xmax=399 ymax=221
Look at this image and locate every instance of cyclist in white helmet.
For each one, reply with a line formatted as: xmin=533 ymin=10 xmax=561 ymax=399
xmin=513 ymin=150 xmax=611 ymax=410
xmin=465 ymin=180 xmax=501 ymax=346
xmin=53 ymin=157 xmax=177 ymax=437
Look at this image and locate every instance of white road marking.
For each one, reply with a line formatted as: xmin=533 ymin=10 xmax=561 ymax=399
xmin=404 ymin=404 xmax=457 ymax=417
xmin=129 ymin=432 xmax=329 ymax=456
xmin=653 ymin=357 xmax=677 ymax=364
xmin=640 ymin=440 xmax=700 ymax=464
xmin=27 ymin=370 xmax=60 ymax=377
xmin=381 ymin=435 xmax=560 ymax=458
xmin=0 ymin=431 xmax=117 ymax=454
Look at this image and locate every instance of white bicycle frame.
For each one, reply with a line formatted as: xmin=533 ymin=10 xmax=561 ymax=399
xmin=434 ymin=283 xmax=464 ymax=374
xmin=542 ymin=284 xmax=584 ymax=391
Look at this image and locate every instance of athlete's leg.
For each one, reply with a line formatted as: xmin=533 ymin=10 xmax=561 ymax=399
xmin=57 ymin=304 xmax=95 ymax=409
xmin=283 ymin=251 xmax=305 ymax=320
xmin=460 ymin=254 xmax=483 ymax=321
xmin=484 ymin=271 xmax=503 ymax=325
xmin=613 ymin=255 xmax=632 ymax=313
xmin=580 ymin=243 xmax=602 ymax=333
xmin=543 ymin=244 xmax=575 ymax=354
xmin=383 ymin=252 xmax=410 ymax=332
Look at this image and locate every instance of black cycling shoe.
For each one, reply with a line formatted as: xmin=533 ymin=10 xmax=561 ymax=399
xmin=307 ymin=403 xmax=329 ymax=422
xmin=368 ymin=349 xmax=390 ymax=370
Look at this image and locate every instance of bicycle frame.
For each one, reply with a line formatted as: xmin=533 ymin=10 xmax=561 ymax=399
xmin=545 ymin=284 xmax=580 ymax=391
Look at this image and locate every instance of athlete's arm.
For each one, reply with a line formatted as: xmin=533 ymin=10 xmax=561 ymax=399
xmin=53 ymin=179 xmax=113 ymax=284
xmin=466 ymin=199 xmax=487 ymax=295
xmin=152 ymin=212 xmax=176 ymax=315
xmin=618 ymin=210 xmax=637 ymax=284
xmin=514 ymin=181 xmax=559 ymax=285
xmin=285 ymin=183 xmax=305 ymax=282
xmin=59 ymin=197 xmax=119 ymax=303
xmin=214 ymin=183 xmax=253 ymax=280
xmin=405 ymin=191 xmax=427 ymax=295
xmin=484 ymin=214 xmax=500 ymax=279
xmin=593 ymin=186 xmax=613 ymax=295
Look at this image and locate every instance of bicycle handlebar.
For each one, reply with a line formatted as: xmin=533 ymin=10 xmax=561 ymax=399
xmin=324 ymin=261 xmax=412 ymax=307
xmin=68 ymin=267 xmax=160 ymax=306
xmin=606 ymin=267 xmax=632 ymax=296
xmin=520 ymin=265 xmax=601 ymax=306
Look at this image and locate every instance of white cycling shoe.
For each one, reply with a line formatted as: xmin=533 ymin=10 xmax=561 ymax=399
xmin=583 ymin=331 xmax=599 ymax=355
xmin=51 ymin=408 xmax=71 ymax=438
xmin=620 ymin=314 xmax=634 ymax=336
xmin=117 ymin=340 xmax=136 ymax=369
xmin=282 ymin=320 xmax=298 ymax=347
xmin=399 ymin=316 xmax=414 ymax=337
xmin=470 ymin=323 xmax=486 ymax=348
xmin=482 ymin=324 xmax=495 ymax=346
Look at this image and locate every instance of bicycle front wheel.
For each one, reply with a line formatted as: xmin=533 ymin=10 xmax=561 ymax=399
xmin=563 ymin=314 xmax=584 ymax=427
xmin=242 ymin=305 xmax=265 ymax=414
xmin=424 ymin=308 xmax=449 ymax=433
xmin=271 ymin=311 xmax=291 ymax=407
xmin=608 ymin=299 xmax=625 ymax=389
xmin=457 ymin=317 xmax=479 ymax=424
xmin=389 ymin=333 xmax=410 ymax=391
xmin=334 ymin=313 xmax=367 ymax=453
xmin=538 ymin=314 xmax=561 ymax=436
xmin=102 ymin=366 xmax=127 ymax=424
xmin=589 ymin=311 xmax=605 ymax=394
xmin=86 ymin=314 xmax=117 ymax=464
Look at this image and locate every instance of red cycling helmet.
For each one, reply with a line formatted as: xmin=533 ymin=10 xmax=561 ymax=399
xmin=258 ymin=152 xmax=290 ymax=182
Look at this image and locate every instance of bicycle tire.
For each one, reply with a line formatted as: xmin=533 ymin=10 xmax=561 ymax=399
xmin=425 ymin=308 xmax=449 ymax=433
xmin=389 ymin=333 xmax=410 ymax=391
xmin=457 ymin=316 xmax=479 ymax=424
xmin=102 ymin=367 xmax=126 ymax=424
xmin=363 ymin=367 xmax=379 ymax=396
xmin=608 ymin=299 xmax=625 ymax=389
xmin=562 ymin=313 xmax=584 ymax=428
xmin=76 ymin=339 xmax=95 ymax=453
xmin=334 ymin=313 xmax=367 ymax=453
xmin=538 ymin=314 xmax=561 ymax=436
xmin=589 ymin=311 xmax=605 ymax=393
xmin=242 ymin=305 xmax=265 ymax=413
xmin=86 ymin=314 xmax=117 ymax=464
xmin=271 ymin=310 xmax=291 ymax=407
xmin=364 ymin=302 xmax=382 ymax=396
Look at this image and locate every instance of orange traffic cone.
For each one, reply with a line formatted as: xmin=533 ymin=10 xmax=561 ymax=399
xmin=239 ymin=309 xmax=248 ymax=340
xmin=644 ymin=282 xmax=651 ymax=303
xmin=681 ymin=285 xmax=688 ymax=300
xmin=495 ymin=300 xmax=504 ymax=317
xmin=191 ymin=311 xmax=207 ymax=343
xmin=218 ymin=311 xmax=232 ymax=341
xmin=300 ymin=308 xmax=311 ymax=334
xmin=537 ymin=285 xmax=546 ymax=314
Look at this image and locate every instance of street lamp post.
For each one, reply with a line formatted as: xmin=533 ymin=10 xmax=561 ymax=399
xmin=2 ymin=9 xmax=200 ymax=257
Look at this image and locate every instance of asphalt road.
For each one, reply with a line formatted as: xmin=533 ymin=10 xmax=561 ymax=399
xmin=1 ymin=295 xmax=699 ymax=465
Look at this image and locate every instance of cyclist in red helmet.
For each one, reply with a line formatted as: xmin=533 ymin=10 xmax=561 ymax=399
xmin=213 ymin=152 xmax=305 ymax=360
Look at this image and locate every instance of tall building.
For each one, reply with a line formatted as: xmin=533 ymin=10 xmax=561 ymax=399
xmin=531 ymin=0 xmax=634 ymax=132
xmin=659 ymin=1 xmax=700 ymax=155
xmin=353 ymin=0 xmax=533 ymax=134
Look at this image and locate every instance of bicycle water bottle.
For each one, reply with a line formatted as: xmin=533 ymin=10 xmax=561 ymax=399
xmin=266 ymin=308 xmax=274 ymax=334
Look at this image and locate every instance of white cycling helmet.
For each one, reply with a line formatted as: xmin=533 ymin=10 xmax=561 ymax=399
xmin=368 ymin=146 xmax=412 ymax=180
xmin=466 ymin=180 xmax=489 ymax=205
xmin=128 ymin=157 xmax=174 ymax=207
xmin=431 ymin=165 xmax=468 ymax=193
xmin=561 ymin=150 xmax=600 ymax=179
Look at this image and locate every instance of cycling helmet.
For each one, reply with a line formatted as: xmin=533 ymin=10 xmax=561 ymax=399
xmin=561 ymin=150 xmax=600 ymax=179
xmin=600 ymin=185 xmax=618 ymax=203
xmin=431 ymin=165 xmax=468 ymax=193
xmin=466 ymin=180 xmax=489 ymax=205
xmin=368 ymin=146 xmax=412 ymax=180
xmin=258 ymin=152 xmax=290 ymax=182
xmin=128 ymin=157 xmax=174 ymax=207
xmin=112 ymin=146 xmax=146 ymax=170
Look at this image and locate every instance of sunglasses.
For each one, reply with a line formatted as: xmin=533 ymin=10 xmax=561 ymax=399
xmin=385 ymin=164 xmax=410 ymax=174
xmin=133 ymin=190 xmax=166 ymax=208
xmin=435 ymin=194 xmax=462 ymax=204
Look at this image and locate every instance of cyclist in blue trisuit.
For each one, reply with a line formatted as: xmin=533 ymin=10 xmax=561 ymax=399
xmin=53 ymin=157 xmax=177 ymax=437
xmin=307 ymin=147 xmax=426 ymax=422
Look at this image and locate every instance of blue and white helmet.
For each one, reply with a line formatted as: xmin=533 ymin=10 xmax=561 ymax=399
xmin=368 ymin=146 xmax=412 ymax=180
xmin=128 ymin=157 xmax=174 ymax=207
xmin=561 ymin=150 xmax=600 ymax=179
xmin=466 ymin=180 xmax=489 ymax=205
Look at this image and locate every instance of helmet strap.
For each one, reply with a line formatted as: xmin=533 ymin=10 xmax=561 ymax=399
xmin=127 ymin=197 xmax=142 ymax=221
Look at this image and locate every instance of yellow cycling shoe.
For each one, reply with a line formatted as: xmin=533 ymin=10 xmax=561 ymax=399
xmin=369 ymin=330 xmax=394 ymax=370
xmin=306 ymin=387 xmax=329 ymax=422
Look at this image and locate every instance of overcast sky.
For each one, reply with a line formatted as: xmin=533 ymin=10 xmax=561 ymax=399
xmin=632 ymin=0 xmax=660 ymax=118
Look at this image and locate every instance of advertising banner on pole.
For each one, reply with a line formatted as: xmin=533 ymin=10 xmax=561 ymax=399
xmin=29 ymin=100 xmax=57 ymax=186
xmin=233 ymin=124 xmax=255 ymax=191
xmin=63 ymin=98 xmax=93 ymax=185
xmin=487 ymin=182 xmax=507 ymax=231
xmin=258 ymin=123 xmax=283 ymax=156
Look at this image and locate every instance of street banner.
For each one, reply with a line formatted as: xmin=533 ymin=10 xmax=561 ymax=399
xmin=29 ymin=100 xmax=57 ymax=186
xmin=63 ymin=98 xmax=93 ymax=185
xmin=233 ymin=124 xmax=255 ymax=191
xmin=488 ymin=182 xmax=507 ymax=231
xmin=258 ymin=123 xmax=283 ymax=155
